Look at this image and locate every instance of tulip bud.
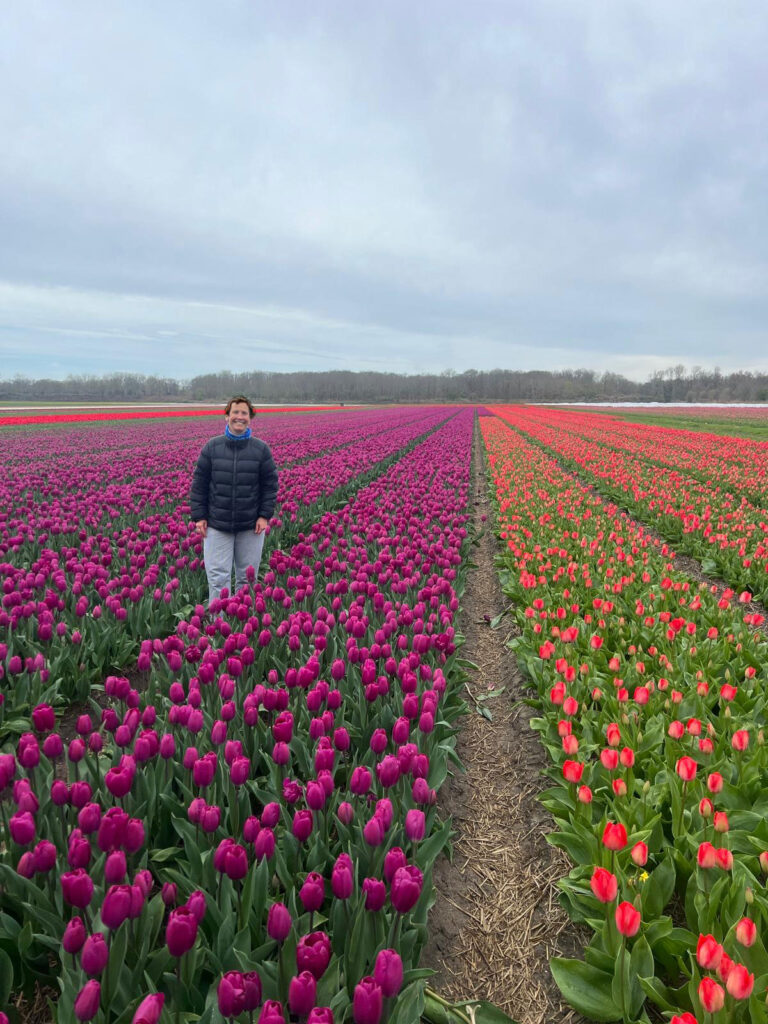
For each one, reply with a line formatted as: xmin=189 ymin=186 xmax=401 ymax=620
xmin=352 ymin=976 xmax=383 ymax=1024
xmin=736 ymin=917 xmax=757 ymax=947
xmin=73 ymin=980 xmax=101 ymax=1021
xmin=267 ymin=902 xmax=292 ymax=942
xmin=63 ymin=916 xmax=87 ymax=955
xmin=362 ymin=877 xmax=387 ymax=911
xmin=390 ymin=865 xmax=423 ymax=914
xmin=373 ymin=949 xmax=403 ymax=998
xmin=299 ymin=873 xmax=325 ymax=913
xmin=288 ymin=971 xmax=317 ymax=1016
xmin=614 ymin=901 xmax=641 ymax=937
xmin=296 ymin=931 xmax=332 ymax=980
xmin=131 ymin=993 xmax=165 ymax=1024
xmin=81 ymin=933 xmax=109 ymax=976
xmin=217 ymin=971 xmax=246 ymax=1018
xmin=166 ymin=907 xmax=198 ymax=957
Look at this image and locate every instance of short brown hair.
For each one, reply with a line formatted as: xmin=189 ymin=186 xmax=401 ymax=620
xmin=225 ymin=395 xmax=255 ymax=416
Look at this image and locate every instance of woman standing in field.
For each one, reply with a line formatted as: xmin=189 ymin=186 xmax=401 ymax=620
xmin=190 ymin=396 xmax=279 ymax=606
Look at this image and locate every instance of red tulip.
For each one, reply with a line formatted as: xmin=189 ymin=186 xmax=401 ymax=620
xmin=698 ymin=977 xmax=725 ymax=1014
xmin=601 ymin=822 xmax=627 ymax=851
xmin=726 ymin=963 xmax=754 ymax=1000
xmin=590 ymin=867 xmax=617 ymax=904
xmin=614 ymin=901 xmax=641 ymax=937
xmin=735 ymin=917 xmax=757 ymax=948
xmin=696 ymin=933 xmax=722 ymax=970
xmin=675 ymin=756 xmax=697 ymax=781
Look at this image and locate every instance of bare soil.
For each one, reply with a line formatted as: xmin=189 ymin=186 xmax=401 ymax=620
xmin=422 ymin=421 xmax=588 ymax=1024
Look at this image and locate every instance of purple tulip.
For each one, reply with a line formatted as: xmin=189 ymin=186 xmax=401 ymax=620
xmin=32 ymin=703 xmax=56 ymax=733
xmin=61 ymin=869 xmax=94 ymax=909
xmin=43 ymin=733 xmax=64 ymax=758
xmin=69 ymin=780 xmax=93 ymax=808
xmin=74 ymin=798 xmax=100 ymax=832
xmin=230 ymin=756 xmax=250 ymax=786
xmin=215 ymin=839 xmax=249 ymax=880
xmin=254 ymin=827 xmax=275 ymax=861
xmin=267 ymin=901 xmax=292 ymax=942
xmin=192 ymin=755 xmax=216 ymax=789
xmin=405 ymin=809 xmax=426 ymax=842
xmin=185 ymin=890 xmax=207 ymax=922
xmin=98 ymin=807 xmax=129 ymax=852
xmin=74 ymin=980 xmax=101 ymax=1021
xmin=373 ymin=949 xmax=403 ymax=997
xmin=166 ymin=906 xmax=198 ymax=957
xmin=353 ymin=977 xmax=383 ymax=1024
xmin=369 ymin=729 xmax=388 ymax=754
xmin=9 ymin=811 xmax=35 ymax=846
xmin=288 ymin=971 xmax=317 ymax=1016
xmin=124 ymin=817 xmax=145 ymax=853
xmin=67 ymin=832 xmax=92 ymax=869
xmin=104 ymin=851 xmax=127 ymax=884
xmin=272 ymin=741 xmax=290 ymax=766
xmin=200 ymin=804 xmax=221 ymax=833
xmin=101 ymin=884 xmax=133 ymax=929
xmin=105 ymin=761 xmax=134 ymax=799
xmin=218 ymin=971 xmax=246 ymax=1018
xmin=260 ymin=802 xmax=280 ymax=828
xmin=331 ymin=853 xmax=353 ymax=900
xmin=299 ymin=872 xmax=325 ymax=913
xmin=349 ymin=766 xmax=372 ymax=795
xmin=31 ymin=839 xmax=57 ymax=874
xmin=292 ymin=809 xmax=313 ymax=842
xmin=296 ymin=931 xmax=332 ymax=980
xmin=81 ymin=933 xmax=109 ymax=976
xmin=131 ymin=992 xmax=165 ymax=1024
xmin=63 ymin=916 xmax=87 ymax=955
xmin=362 ymin=816 xmax=386 ymax=847
xmin=383 ymin=847 xmax=407 ymax=884
xmin=257 ymin=1000 xmax=285 ymax=1024
xmin=307 ymin=1010 xmax=334 ymax=1024
xmin=337 ymin=802 xmax=354 ymax=825
xmin=390 ymin=864 xmax=424 ymax=914
xmin=362 ymin=877 xmax=387 ymax=911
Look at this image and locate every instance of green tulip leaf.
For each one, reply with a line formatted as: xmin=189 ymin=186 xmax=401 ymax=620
xmin=550 ymin=957 xmax=622 ymax=1021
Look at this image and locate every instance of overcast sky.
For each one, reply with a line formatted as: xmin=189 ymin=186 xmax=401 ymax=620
xmin=2 ymin=1 xmax=767 ymax=382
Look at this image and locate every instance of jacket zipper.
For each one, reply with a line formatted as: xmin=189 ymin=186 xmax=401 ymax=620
xmin=232 ymin=443 xmax=238 ymax=531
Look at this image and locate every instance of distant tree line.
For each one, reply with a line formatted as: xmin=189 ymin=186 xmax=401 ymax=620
xmin=1 ymin=365 xmax=767 ymax=404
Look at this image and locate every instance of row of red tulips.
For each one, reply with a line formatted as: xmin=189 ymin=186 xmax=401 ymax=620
xmin=490 ymin=405 xmax=768 ymax=603
xmin=480 ymin=412 xmax=768 ymax=1024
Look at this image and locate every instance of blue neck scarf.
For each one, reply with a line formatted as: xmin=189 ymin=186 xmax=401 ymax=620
xmin=225 ymin=425 xmax=252 ymax=441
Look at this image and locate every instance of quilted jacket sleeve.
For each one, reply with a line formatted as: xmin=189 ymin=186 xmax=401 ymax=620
xmin=189 ymin=443 xmax=212 ymax=521
xmin=258 ymin=443 xmax=279 ymax=520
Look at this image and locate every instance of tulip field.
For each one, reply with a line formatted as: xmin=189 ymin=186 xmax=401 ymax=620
xmin=1 ymin=402 xmax=767 ymax=1024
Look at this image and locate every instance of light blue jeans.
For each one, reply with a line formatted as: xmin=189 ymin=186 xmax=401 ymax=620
xmin=203 ymin=527 xmax=265 ymax=606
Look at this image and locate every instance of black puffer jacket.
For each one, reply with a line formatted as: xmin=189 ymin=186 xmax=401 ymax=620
xmin=189 ymin=435 xmax=279 ymax=533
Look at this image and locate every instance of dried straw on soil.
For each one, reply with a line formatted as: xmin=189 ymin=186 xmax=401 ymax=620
xmin=423 ymin=419 xmax=587 ymax=1024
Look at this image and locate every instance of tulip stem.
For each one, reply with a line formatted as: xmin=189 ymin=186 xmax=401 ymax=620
xmin=619 ymin=939 xmax=627 ymax=1023
xmin=677 ymin=781 xmax=687 ymax=837
xmin=176 ymin=958 xmax=182 ymax=1024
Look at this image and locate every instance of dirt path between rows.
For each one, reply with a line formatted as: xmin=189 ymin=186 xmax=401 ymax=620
xmin=422 ymin=420 xmax=587 ymax=1024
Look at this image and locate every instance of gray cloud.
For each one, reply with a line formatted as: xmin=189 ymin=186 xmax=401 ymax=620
xmin=1 ymin=0 xmax=767 ymax=381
